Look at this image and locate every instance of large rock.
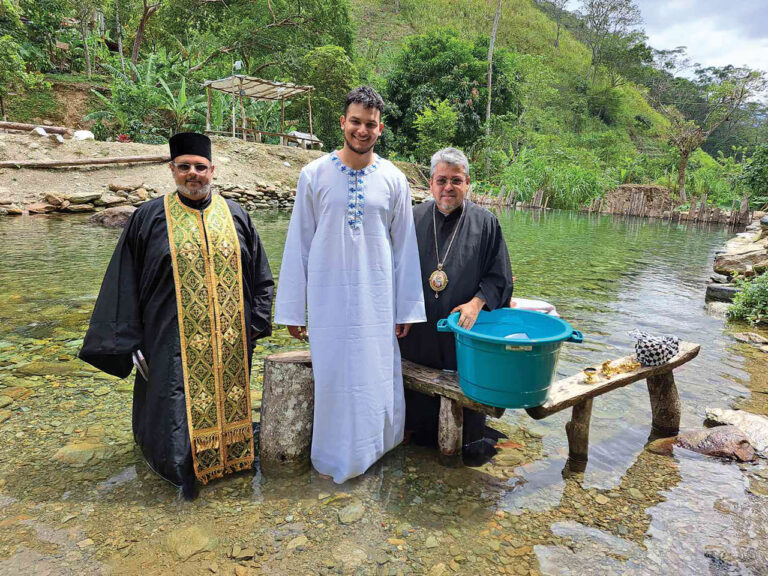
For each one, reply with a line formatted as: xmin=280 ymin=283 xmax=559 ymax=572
xmin=72 ymin=130 xmax=95 ymax=141
xmin=44 ymin=193 xmax=63 ymax=207
xmin=714 ymin=250 xmax=768 ymax=276
xmin=94 ymin=194 xmax=128 ymax=207
xmin=65 ymin=192 xmax=102 ymax=205
xmin=705 ymin=408 xmax=768 ymax=456
xmin=165 ymin=524 xmax=218 ymax=561
xmin=54 ymin=439 xmax=105 ymax=467
xmin=3 ymin=205 xmax=23 ymax=216
xmin=705 ymin=283 xmax=741 ymax=302
xmin=338 ymin=500 xmax=365 ymax=524
xmin=89 ymin=205 xmax=136 ymax=228
xmin=647 ymin=425 xmax=756 ymax=461
xmin=62 ymin=203 xmax=95 ymax=213
xmin=26 ymin=203 xmax=56 ymax=214
xmin=29 ymin=127 xmax=47 ymax=137
xmin=109 ymin=178 xmax=144 ymax=192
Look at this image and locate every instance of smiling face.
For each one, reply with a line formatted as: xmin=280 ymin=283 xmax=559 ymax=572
xmin=340 ymin=103 xmax=383 ymax=156
xmin=170 ymin=154 xmax=215 ymax=201
xmin=430 ymin=162 xmax=470 ymax=213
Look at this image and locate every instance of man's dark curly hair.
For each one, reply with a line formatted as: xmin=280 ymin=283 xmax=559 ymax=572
xmin=345 ymin=86 xmax=385 ymax=116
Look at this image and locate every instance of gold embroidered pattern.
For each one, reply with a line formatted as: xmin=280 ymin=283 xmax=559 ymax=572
xmin=165 ymin=192 xmax=254 ymax=484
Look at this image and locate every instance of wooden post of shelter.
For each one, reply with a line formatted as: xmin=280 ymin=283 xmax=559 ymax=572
xmin=280 ymin=97 xmax=286 ymax=146
xmin=231 ymin=75 xmax=236 ymax=138
xmin=205 ymin=86 xmax=212 ymax=132
xmin=239 ymin=77 xmax=247 ymax=141
xmin=308 ymin=90 xmax=314 ymax=140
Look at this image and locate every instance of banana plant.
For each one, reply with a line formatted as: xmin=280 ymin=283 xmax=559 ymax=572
xmin=158 ymin=76 xmax=206 ymax=134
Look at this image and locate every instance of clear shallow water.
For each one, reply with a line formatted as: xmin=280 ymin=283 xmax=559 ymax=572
xmin=0 ymin=209 xmax=766 ymax=575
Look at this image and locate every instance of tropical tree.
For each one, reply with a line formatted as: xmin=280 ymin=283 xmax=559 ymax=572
xmin=0 ymin=35 xmax=27 ymax=120
xmin=662 ymin=67 xmax=766 ymax=202
xmin=578 ymin=0 xmax=642 ymax=85
xmin=159 ymin=76 xmax=206 ymax=134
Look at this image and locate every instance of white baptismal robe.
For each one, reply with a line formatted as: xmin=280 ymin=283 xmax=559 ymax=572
xmin=275 ymin=151 xmax=426 ymax=483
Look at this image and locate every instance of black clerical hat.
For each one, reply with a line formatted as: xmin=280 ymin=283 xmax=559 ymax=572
xmin=169 ymin=132 xmax=211 ymax=161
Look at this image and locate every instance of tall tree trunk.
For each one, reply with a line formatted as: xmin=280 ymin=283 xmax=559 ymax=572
xmin=115 ymin=0 xmax=125 ymax=73
xmin=132 ymin=2 xmax=161 ymax=66
xmin=555 ymin=11 xmax=561 ymax=48
xmin=485 ymin=0 xmax=502 ymax=177
xmin=677 ymin=151 xmax=689 ymax=204
xmin=81 ymin=17 xmax=92 ymax=77
xmin=395 ymin=0 xmax=399 ymax=13
xmin=0 ymin=95 xmax=6 ymax=122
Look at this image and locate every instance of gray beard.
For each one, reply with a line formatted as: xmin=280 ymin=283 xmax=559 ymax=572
xmin=177 ymin=182 xmax=212 ymax=200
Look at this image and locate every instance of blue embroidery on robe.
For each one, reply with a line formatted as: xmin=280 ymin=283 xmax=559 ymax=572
xmin=330 ymin=151 xmax=379 ymax=231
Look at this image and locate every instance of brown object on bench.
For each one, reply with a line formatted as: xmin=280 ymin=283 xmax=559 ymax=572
xmin=526 ymin=341 xmax=700 ymax=473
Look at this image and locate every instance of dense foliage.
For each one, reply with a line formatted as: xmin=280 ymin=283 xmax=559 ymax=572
xmin=728 ymin=273 xmax=768 ymax=326
xmin=3 ymin=0 xmax=766 ymax=208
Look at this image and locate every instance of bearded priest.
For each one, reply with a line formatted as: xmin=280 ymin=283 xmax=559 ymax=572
xmin=79 ymin=132 xmax=274 ymax=499
xmin=398 ymin=147 xmax=514 ymax=461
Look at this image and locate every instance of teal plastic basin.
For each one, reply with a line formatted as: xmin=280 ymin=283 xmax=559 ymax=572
xmin=437 ymin=308 xmax=583 ymax=409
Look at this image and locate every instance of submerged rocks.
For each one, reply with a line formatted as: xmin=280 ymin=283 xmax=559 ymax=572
xmin=89 ymin=206 xmax=136 ymax=228
xmin=338 ymin=499 xmax=365 ymax=524
xmin=647 ymin=426 xmax=756 ymax=461
xmin=165 ymin=524 xmax=218 ymax=561
xmin=705 ymin=408 xmax=768 ymax=456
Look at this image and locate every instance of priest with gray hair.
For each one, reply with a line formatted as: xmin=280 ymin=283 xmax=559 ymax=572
xmin=399 ymin=147 xmax=514 ymax=462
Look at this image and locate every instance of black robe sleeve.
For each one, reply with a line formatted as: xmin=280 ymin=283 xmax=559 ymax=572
xmin=78 ymin=211 xmax=143 ymax=378
xmin=246 ymin=215 xmax=274 ymax=341
xmin=475 ymin=216 xmax=514 ymax=310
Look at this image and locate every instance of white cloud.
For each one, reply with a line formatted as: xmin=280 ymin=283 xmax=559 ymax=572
xmin=634 ymin=0 xmax=768 ymax=73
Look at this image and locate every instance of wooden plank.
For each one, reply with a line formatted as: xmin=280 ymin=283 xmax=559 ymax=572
xmin=0 ymin=121 xmax=72 ymax=135
xmin=0 ymin=155 xmax=170 ymax=169
xmin=264 ymin=351 xmax=504 ymax=418
xmin=401 ymin=359 xmax=505 ymax=417
xmin=525 ymin=341 xmax=700 ymax=419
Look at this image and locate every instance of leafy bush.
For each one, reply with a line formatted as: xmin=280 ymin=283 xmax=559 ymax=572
xmin=728 ymin=273 xmax=768 ymax=325
xmin=413 ymin=99 xmax=457 ymax=163
xmin=501 ymin=144 xmax=615 ymax=209
xmin=86 ymin=57 xmax=167 ymax=142
xmin=742 ymin=145 xmax=768 ymax=210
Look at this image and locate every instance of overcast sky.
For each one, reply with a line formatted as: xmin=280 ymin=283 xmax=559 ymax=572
xmin=634 ymin=0 xmax=768 ymax=73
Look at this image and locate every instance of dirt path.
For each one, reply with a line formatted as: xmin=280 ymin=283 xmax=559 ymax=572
xmin=0 ymin=133 xmax=428 ymax=206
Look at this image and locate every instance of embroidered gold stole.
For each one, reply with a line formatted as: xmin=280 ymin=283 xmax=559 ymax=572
xmin=165 ymin=192 xmax=254 ymax=483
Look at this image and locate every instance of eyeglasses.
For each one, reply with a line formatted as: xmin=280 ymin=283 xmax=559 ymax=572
xmin=433 ymin=177 xmax=467 ymax=187
xmin=172 ymin=162 xmax=211 ymax=173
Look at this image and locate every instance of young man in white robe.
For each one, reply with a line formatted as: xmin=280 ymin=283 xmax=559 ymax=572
xmin=275 ymin=86 xmax=426 ymax=483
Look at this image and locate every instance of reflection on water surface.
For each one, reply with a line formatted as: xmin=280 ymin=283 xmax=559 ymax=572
xmin=0 ymin=209 xmax=766 ymax=575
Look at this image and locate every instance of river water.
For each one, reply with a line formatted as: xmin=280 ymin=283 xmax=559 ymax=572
xmin=0 ymin=209 xmax=766 ymax=575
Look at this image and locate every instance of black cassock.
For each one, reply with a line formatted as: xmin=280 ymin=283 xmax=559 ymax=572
xmin=79 ymin=193 xmax=274 ymax=487
xmin=398 ymin=200 xmax=513 ymax=447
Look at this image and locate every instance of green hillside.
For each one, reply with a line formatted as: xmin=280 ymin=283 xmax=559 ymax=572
xmin=3 ymin=0 xmax=765 ymax=209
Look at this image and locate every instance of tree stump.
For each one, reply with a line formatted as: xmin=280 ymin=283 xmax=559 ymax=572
xmin=646 ymin=372 xmax=681 ymax=438
xmin=564 ymin=398 xmax=593 ymax=474
xmin=437 ymin=396 xmax=463 ymax=467
xmin=259 ymin=350 xmax=314 ymax=476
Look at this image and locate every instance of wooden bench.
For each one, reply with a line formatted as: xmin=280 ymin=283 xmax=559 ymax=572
xmin=258 ymin=343 xmax=700 ymax=474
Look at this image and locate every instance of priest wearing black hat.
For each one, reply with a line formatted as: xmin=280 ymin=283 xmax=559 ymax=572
xmin=79 ymin=132 xmax=274 ymax=499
